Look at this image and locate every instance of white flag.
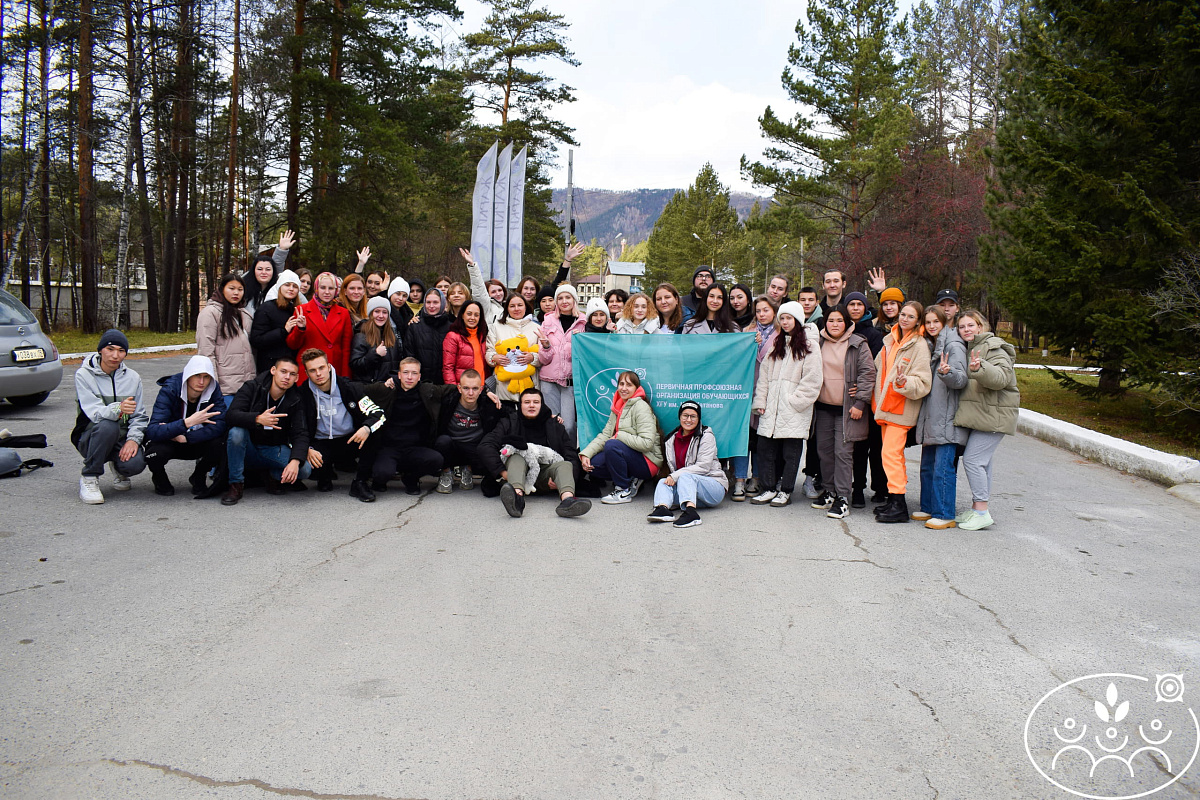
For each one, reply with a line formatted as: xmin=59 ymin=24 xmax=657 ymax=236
xmin=471 ymin=142 xmax=498 ymax=280
xmin=507 ymin=146 xmax=527 ymax=287
xmin=492 ymin=143 xmax=513 ymax=283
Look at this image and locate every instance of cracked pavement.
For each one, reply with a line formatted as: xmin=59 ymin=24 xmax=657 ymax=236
xmin=2 ymin=355 xmax=1198 ymax=799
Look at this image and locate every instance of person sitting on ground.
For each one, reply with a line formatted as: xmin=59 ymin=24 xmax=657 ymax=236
xmin=221 ymin=356 xmax=312 ymax=505
xmin=647 ymin=401 xmax=727 ymax=528
xmin=298 ymin=348 xmax=386 ymax=502
xmin=72 ymin=329 xmax=148 ymax=504
xmin=584 ymin=298 xmax=611 ymax=333
xmin=144 ymin=354 xmax=227 ymax=498
xmin=286 ymin=271 xmax=353 ymax=383
xmin=372 ymin=358 xmax=446 ymax=495
xmin=580 ymin=370 xmax=664 ymax=505
xmin=351 ymin=296 xmax=402 ymax=383
xmin=479 ymin=387 xmax=592 ymax=518
xmin=433 ymin=368 xmax=505 ymax=496
xmin=616 ymin=291 xmax=660 ymax=334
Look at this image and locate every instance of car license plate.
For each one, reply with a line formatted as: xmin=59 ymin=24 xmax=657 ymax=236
xmin=12 ymin=347 xmax=45 ymax=363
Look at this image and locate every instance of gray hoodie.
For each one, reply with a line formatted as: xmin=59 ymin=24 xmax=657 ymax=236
xmin=71 ymin=353 xmax=149 ymax=445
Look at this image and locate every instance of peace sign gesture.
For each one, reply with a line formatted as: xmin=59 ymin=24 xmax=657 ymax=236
xmin=938 ymin=352 xmax=951 ymax=375
xmin=969 ymin=351 xmax=983 ymax=372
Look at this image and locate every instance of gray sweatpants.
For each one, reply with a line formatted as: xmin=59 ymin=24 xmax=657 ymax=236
xmin=814 ymin=407 xmax=853 ymax=499
xmin=506 ymin=454 xmax=575 ymax=496
xmin=961 ymin=430 xmax=1004 ymax=503
xmin=76 ymin=418 xmax=146 ymax=478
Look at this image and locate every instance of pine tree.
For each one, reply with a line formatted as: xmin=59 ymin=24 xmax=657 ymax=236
xmin=986 ymin=0 xmax=1200 ymax=394
xmin=646 ymin=163 xmax=744 ymax=289
xmin=742 ymin=0 xmax=912 ymax=261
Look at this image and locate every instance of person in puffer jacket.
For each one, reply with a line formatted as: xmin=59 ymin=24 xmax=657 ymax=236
xmin=912 ymin=306 xmax=969 ymax=529
xmin=952 ymin=309 xmax=1020 ymax=532
xmin=144 ymin=354 xmax=227 ymax=498
xmin=351 ymin=296 xmax=402 ymax=383
xmin=646 ymin=401 xmax=727 ymax=529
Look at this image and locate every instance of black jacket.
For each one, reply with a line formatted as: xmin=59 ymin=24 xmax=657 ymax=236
xmin=350 ymin=327 xmax=402 ymax=383
xmin=430 ymin=386 xmax=505 ymax=440
xmin=479 ymin=405 xmax=579 ymax=479
xmin=226 ymin=371 xmax=311 ymax=461
xmin=403 ymin=308 xmax=452 ymax=384
xmin=299 ymin=375 xmax=388 ymax=441
xmin=250 ymin=300 xmax=298 ymax=373
xmin=852 ymin=316 xmax=886 ymax=357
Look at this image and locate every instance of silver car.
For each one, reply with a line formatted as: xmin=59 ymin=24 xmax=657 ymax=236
xmin=0 ymin=288 xmax=63 ymax=406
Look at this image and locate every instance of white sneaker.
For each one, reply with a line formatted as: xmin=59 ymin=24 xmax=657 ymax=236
xmin=80 ymin=476 xmax=105 ymax=504
xmin=770 ymin=491 xmax=792 ymax=507
xmin=802 ymin=476 xmax=819 ymax=498
xmin=749 ymin=490 xmax=778 ymax=505
xmin=458 ymin=466 xmax=475 ymax=490
xmin=109 ymin=463 xmax=132 ymax=492
xmin=601 ymin=487 xmax=635 ymax=504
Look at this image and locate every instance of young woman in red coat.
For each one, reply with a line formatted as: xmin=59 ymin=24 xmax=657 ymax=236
xmin=285 ymin=272 xmax=353 ymax=383
xmin=442 ymin=300 xmax=491 ymax=385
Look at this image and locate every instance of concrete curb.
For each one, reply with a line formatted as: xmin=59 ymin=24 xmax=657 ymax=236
xmin=60 ymin=343 xmax=197 ymax=361
xmin=1018 ymin=408 xmax=1200 ymax=490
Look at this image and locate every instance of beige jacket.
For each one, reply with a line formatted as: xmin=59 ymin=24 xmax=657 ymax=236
xmin=752 ymin=334 xmax=824 ymax=439
xmin=196 ymin=302 xmax=256 ymax=396
xmin=871 ymin=328 xmax=932 ymax=427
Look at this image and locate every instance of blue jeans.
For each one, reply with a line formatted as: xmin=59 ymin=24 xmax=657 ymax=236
xmin=541 ymin=381 xmax=577 ymax=439
xmin=653 ymin=472 xmax=725 ymax=508
xmin=919 ymin=444 xmax=957 ymax=520
xmin=226 ymin=426 xmax=313 ymax=484
xmin=588 ymin=438 xmax=654 ymax=489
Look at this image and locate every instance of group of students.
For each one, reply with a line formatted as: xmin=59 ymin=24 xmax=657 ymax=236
xmin=70 ymin=233 xmax=1019 ymax=531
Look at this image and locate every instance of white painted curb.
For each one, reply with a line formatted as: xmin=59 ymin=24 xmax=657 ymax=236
xmin=1018 ymin=408 xmax=1200 ymax=487
xmin=61 ymin=343 xmax=197 ymax=360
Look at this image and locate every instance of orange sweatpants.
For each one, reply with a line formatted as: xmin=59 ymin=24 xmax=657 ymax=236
xmin=879 ymin=422 xmax=911 ymax=495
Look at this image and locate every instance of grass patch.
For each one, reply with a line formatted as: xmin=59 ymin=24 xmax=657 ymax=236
xmin=1017 ymin=370 xmax=1200 ymax=459
xmin=50 ymin=328 xmax=196 ymax=356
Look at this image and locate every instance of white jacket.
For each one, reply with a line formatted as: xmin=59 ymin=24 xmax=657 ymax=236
xmin=752 ymin=328 xmax=824 ymax=440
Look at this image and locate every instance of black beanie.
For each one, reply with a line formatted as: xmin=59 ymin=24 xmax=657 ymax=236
xmin=679 ymin=400 xmax=702 ymax=427
xmin=97 ymin=329 xmax=129 ymax=352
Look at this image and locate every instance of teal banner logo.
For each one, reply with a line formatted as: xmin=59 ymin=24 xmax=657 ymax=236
xmin=571 ymin=333 xmax=757 ymax=456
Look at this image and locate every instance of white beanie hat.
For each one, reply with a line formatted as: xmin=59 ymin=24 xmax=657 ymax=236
xmin=366 ymin=295 xmax=391 ymax=316
xmin=777 ymin=301 xmax=807 ymax=324
xmin=585 ymin=297 xmax=608 ymax=318
xmin=276 ymin=269 xmax=301 ymax=289
xmin=554 ymin=283 xmax=579 ymax=306
xmin=388 ymin=277 xmax=410 ymax=297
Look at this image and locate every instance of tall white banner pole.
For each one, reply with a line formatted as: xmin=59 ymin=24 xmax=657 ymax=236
xmin=492 ymin=143 xmax=513 ymax=283
xmin=507 ymin=146 xmax=527 ymax=287
xmin=471 ymin=142 xmax=499 ymax=281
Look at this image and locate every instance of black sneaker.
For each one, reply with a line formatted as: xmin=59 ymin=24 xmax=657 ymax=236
xmin=403 ymin=478 xmax=421 ymax=496
xmin=349 ymin=479 xmax=376 ymax=503
xmin=371 ymin=479 xmax=389 ymax=493
xmin=827 ymin=496 xmax=850 ymax=519
xmin=673 ymin=507 xmax=702 ymax=528
xmin=151 ymin=470 xmax=175 ymax=496
xmin=500 ymin=483 xmax=524 ymax=518
xmin=647 ymin=504 xmax=674 ymax=523
xmin=870 ymin=490 xmax=888 ymax=503
xmin=810 ymin=490 xmax=834 ymax=509
xmin=555 ymin=496 xmax=591 ymax=517
xmin=851 ymin=489 xmax=866 ymax=508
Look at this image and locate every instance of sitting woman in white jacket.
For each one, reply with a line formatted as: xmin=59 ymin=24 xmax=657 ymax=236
xmin=646 ymin=401 xmax=728 ymax=528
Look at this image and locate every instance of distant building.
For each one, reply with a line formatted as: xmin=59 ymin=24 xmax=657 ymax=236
xmin=573 ymin=261 xmax=646 ymax=302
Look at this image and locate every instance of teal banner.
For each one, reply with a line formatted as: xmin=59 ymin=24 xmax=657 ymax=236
xmin=571 ymin=333 xmax=757 ymax=457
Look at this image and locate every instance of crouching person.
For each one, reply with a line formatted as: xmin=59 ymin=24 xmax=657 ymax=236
xmin=479 ymin=388 xmax=591 ymax=519
xmin=647 ymin=401 xmax=727 ymax=528
xmin=221 ymin=356 xmax=312 ymax=505
xmin=432 ymin=369 xmax=504 ymax=495
xmin=372 ymin=358 xmax=445 ymax=495
xmin=144 ymin=355 xmax=227 ymax=497
xmin=72 ymin=329 xmax=148 ymax=504
xmin=298 ymin=348 xmax=385 ymax=502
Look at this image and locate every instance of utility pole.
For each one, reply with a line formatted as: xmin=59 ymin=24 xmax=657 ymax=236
xmin=563 ymin=150 xmax=574 ymax=257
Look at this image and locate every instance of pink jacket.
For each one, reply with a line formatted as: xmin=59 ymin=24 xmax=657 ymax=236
xmin=538 ymin=312 xmax=586 ymax=385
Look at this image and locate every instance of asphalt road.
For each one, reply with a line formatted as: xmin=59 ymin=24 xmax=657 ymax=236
xmin=1 ymin=355 xmax=1198 ymax=799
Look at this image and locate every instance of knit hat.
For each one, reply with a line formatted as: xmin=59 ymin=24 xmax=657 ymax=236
xmin=678 ymin=400 xmax=702 ymax=426
xmin=879 ymin=287 xmax=905 ymax=304
xmin=276 ymin=269 xmax=301 ymax=289
xmin=585 ymin=297 xmax=608 ymax=319
xmin=535 ymin=285 xmax=556 ymax=305
xmin=554 ymin=283 xmax=579 ymax=306
xmin=777 ymin=301 xmax=807 ymax=324
xmin=844 ymin=291 xmax=869 ymax=307
xmin=366 ymin=296 xmax=391 ymax=316
xmin=388 ymin=277 xmax=410 ymax=298
xmin=97 ymin=329 xmax=129 ymax=352
xmin=693 ymin=265 xmax=714 ymax=281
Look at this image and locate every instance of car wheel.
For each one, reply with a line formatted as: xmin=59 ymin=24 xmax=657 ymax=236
xmin=6 ymin=391 xmax=50 ymax=407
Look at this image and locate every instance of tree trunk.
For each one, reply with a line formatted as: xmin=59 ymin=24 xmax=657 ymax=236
xmin=222 ymin=0 xmax=241 ymax=273
xmin=78 ymin=0 xmax=100 ymax=332
xmin=286 ymin=0 xmax=305 ymax=228
xmin=38 ymin=0 xmax=52 ymax=329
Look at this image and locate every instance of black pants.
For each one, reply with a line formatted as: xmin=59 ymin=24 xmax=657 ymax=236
xmin=433 ymin=435 xmax=486 ymax=471
xmin=310 ymin=434 xmax=378 ymax=482
xmin=757 ymin=436 xmax=804 ymax=493
xmin=853 ymin=410 xmax=886 ymax=494
xmin=144 ymin=438 xmax=222 ymax=476
xmin=803 ymin=423 xmax=821 ymax=482
xmin=373 ymin=439 xmax=443 ymax=488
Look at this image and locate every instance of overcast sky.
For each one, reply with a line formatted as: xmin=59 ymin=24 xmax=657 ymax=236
xmin=452 ymin=0 xmax=807 ymax=193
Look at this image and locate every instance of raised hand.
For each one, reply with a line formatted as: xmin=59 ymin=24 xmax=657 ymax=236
xmin=458 ymin=247 xmax=475 ymax=265
xmin=565 ymin=241 xmax=586 ymax=262
xmin=356 ymin=246 xmax=371 ymax=266
xmin=278 ymin=229 xmax=296 ymax=251
xmin=867 ymin=267 xmax=886 ymax=293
